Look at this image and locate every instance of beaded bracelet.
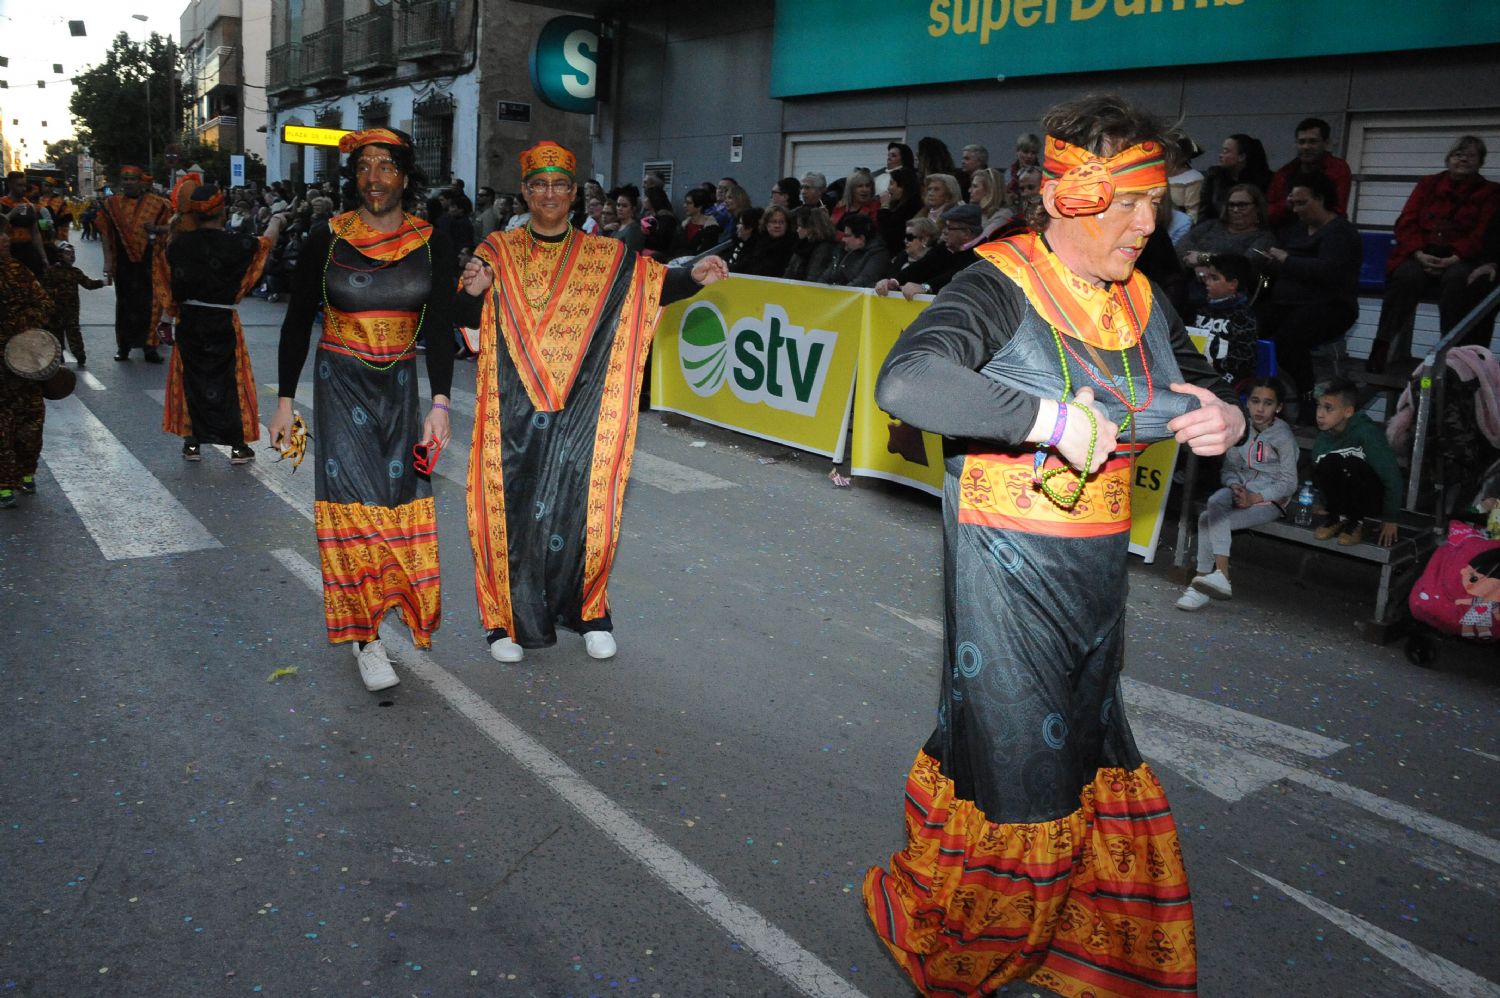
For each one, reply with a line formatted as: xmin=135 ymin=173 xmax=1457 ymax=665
xmin=1033 ymin=402 xmax=1070 ymax=484
xmin=1036 ymin=403 xmax=1098 ymax=507
xmin=431 ymin=401 xmax=450 ymax=412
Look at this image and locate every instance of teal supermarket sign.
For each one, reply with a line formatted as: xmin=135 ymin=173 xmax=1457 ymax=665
xmin=531 ymin=15 xmax=604 ymax=113
xmin=771 ymin=0 xmax=1500 ymax=97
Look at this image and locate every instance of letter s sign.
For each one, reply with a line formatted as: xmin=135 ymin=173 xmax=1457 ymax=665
xmin=531 ymin=16 xmax=605 ymax=113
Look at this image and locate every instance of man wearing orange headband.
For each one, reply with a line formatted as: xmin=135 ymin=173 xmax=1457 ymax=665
xmin=866 ymin=94 xmax=1245 ymax=998
xmin=98 ymin=165 xmax=172 ymax=362
xmin=457 ymin=140 xmax=728 ymax=664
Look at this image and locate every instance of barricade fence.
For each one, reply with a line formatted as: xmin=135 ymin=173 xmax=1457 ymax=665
xmin=652 ymin=275 xmax=1184 ymax=562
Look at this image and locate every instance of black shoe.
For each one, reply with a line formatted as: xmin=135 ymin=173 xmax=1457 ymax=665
xmin=19 ymin=476 xmax=35 ymax=495
xmin=229 ymin=445 xmax=255 ymax=465
xmin=75 ymin=355 xmax=86 ymax=368
xmin=0 ymin=490 xmax=15 ymax=509
xmin=114 ymin=351 xmax=131 ymax=362
xmin=182 ymin=437 xmax=201 ymax=462
xmin=143 ymin=350 xmax=164 ymax=364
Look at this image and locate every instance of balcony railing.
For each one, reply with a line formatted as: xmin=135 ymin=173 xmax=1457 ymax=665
xmin=301 ymin=26 xmax=345 ymax=86
xmin=202 ymin=45 xmax=240 ymax=93
xmin=266 ymin=43 xmax=302 ymax=95
xmin=398 ymin=0 xmax=460 ymax=61
xmin=344 ymin=8 xmax=396 ymax=74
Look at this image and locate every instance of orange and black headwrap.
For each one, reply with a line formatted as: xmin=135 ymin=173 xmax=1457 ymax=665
xmin=1041 ymin=136 xmax=1167 ymax=217
xmin=339 ymin=128 xmax=407 ymax=155
xmin=171 ymin=172 xmax=223 ymax=216
xmin=119 ymin=165 xmax=145 ymax=181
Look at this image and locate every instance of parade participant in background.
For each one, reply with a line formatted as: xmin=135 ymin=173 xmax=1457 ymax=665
xmin=0 ymin=216 xmax=55 ymax=508
xmin=41 ymin=181 xmax=71 ymax=241
xmin=270 ymin=128 xmax=459 ymax=693
xmin=458 ymin=141 xmax=728 ymax=664
xmin=42 ymin=242 xmax=104 ymax=368
xmin=98 ymin=166 xmax=172 ymax=362
xmin=2 ymin=171 xmax=49 ymax=279
xmin=866 ymin=93 xmax=1246 ymax=998
xmin=162 ymin=177 xmax=289 ymax=464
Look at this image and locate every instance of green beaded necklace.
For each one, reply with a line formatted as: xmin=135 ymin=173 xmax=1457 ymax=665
xmin=321 ymin=211 xmax=433 ymax=373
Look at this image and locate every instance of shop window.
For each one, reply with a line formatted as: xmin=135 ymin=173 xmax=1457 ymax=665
xmin=414 ymin=93 xmax=455 ymax=185
xmin=315 ymin=108 xmax=345 ymax=182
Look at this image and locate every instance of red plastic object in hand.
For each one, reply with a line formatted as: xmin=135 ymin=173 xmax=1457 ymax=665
xmin=413 ymin=437 xmax=443 ymax=477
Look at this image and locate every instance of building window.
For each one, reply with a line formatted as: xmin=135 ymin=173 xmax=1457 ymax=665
xmin=413 ymin=92 xmax=455 ymax=185
xmin=358 ymin=98 xmax=390 ymax=130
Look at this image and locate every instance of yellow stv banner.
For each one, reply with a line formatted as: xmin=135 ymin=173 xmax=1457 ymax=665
xmin=653 ymin=277 xmax=863 ymax=460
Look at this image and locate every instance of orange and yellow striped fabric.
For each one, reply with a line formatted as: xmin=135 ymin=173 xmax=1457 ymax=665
xmin=866 ymin=751 xmax=1197 ymax=997
xmin=315 ymin=497 xmax=441 ymax=648
xmin=328 ymin=211 xmax=432 ymax=262
xmin=978 ymin=234 xmax=1153 ymax=351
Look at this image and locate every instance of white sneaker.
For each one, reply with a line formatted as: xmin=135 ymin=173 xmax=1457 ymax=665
xmin=583 ymin=631 xmax=617 ymax=660
xmin=353 ymin=640 xmax=400 ymax=692
xmin=1191 ymin=570 xmax=1233 ymax=600
xmin=1175 ymin=588 xmax=1212 ymax=611
xmin=488 ymin=636 xmax=524 ymax=663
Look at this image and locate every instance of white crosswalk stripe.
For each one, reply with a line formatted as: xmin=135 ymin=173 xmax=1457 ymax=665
xmin=42 ymin=395 xmax=222 ymax=560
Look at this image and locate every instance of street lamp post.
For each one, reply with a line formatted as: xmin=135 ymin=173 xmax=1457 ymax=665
xmin=132 ymin=14 xmax=153 ymax=173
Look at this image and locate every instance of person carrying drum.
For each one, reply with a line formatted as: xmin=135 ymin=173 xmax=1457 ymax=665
xmin=0 ymin=215 xmax=56 ymax=508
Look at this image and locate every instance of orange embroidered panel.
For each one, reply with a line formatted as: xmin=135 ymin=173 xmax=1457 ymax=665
xmin=977 ymin=233 xmax=1153 ymax=351
xmin=476 ymin=229 xmax=626 ymax=413
xmin=315 ymin=497 xmax=441 ymax=649
xmin=581 ymin=256 xmax=666 ymax=621
xmin=328 ymin=211 xmax=432 ymax=262
xmin=865 ymin=751 xmax=1196 ymax=998
xmin=101 ymin=193 xmax=171 ymax=263
xmin=320 ymin=310 xmax=420 ymax=364
xmin=958 ymin=451 xmax=1133 ymax=537
xmin=466 ymin=301 xmax=513 ymax=635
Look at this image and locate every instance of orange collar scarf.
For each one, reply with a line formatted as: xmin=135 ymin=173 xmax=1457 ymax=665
xmin=1041 ymin=136 xmax=1167 ymax=217
xmin=329 ymin=210 xmax=432 ymax=262
xmin=977 ymin=231 xmax=1153 ymax=350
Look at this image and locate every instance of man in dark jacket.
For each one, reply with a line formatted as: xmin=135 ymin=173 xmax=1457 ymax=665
xmin=817 ymin=213 xmax=889 ymax=287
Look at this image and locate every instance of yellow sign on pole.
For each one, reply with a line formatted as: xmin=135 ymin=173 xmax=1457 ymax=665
xmin=850 ymin=293 xmax=944 ymax=495
xmin=280 ymin=124 xmax=351 ymax=147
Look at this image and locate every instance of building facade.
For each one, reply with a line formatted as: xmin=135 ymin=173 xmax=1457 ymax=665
xmin=263 ymin=0 xmax=590 ymax=194
xmin=180 ymin=0 xmax=271 ymax=162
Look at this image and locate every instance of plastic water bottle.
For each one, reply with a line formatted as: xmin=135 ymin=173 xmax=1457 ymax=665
xmin=1293 ymin=481 xmax=1315 ymax=528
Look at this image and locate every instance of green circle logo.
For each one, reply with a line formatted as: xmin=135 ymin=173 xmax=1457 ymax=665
xmin=679 ymin=303 xmax=729 ymax=396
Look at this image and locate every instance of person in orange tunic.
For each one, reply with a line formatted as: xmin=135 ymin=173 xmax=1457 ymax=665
xmin=271 ymin=128 xmax=458 ymax=693
xmin=97 ymin=166 xmax=172 ymax=362
xmin=866 ymin=94 xmax=1247 ymax=998
xmin=458 ymin=141 xmax=727 ymax=664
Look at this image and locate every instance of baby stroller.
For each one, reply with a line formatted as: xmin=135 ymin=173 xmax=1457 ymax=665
xmin=1403 ymin=457 xmax=1500 ymax=666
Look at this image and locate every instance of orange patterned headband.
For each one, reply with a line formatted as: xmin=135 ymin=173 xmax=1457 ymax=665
xmin=1041 ymin=136 xmax=1167 ymax=218
xmin=339 ymin=128 xmax=406 ymax=154
xmin=171 ymin=173 xmax=223 ymax=216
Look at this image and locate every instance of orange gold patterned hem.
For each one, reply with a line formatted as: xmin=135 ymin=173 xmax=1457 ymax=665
xmin=864 ymin=751 xmax=1196 ymax=997
xmin=315 ymin=497 xmax=441 ymax=649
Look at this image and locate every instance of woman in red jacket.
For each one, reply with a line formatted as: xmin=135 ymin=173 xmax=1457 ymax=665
xmin=1368 ymin=135 xmax=1500 ymax=373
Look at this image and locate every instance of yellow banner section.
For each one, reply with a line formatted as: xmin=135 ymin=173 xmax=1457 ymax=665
xmin=850 ymin=294 xmax=945 ymax=495
xmin=653 ymin=276 xmax=863 ymax=460
xmin=281 ymin=124 xmax=351 ymax=147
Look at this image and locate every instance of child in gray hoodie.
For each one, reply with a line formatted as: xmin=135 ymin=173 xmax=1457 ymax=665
xmin=1178 ymin=378 xmax=1299 ymax=610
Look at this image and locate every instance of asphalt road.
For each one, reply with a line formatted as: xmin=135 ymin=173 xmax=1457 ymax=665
xmin=2 ymin=236 xmax=1497 ymax=998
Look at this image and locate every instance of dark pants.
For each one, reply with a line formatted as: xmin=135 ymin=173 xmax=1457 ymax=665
xmin=1371 ymin=258 xmax=1476 ymax=368
xmin=1259 ymin=298 xmax=1359 ymax=401
xmin=1313 ymin=452 xmax=1384 ymax=521
xmin=113 ymin=253 xmax=155 ymax=354
xmin=0 ymin=372 xmax=44 ymax=489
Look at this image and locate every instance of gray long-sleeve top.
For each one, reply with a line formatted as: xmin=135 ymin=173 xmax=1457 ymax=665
xmin=1220 ymin=417 xmax=1299 ymax=506
xmin=875 ymin=261 xmax=1237 ymax=447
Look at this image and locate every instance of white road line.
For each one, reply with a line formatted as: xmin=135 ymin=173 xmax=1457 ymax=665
xmin=42 ymin=395 xmax=222 ymax=560
xmin=1463 ymin=747 xmax=1500 ymax=763
xmin=269 ymin=548 xmax=869 ymax=998
xmin=875 ymin=604 xmax=1500 ymax=865
xmin=1235 ymin=861 xmax=1500 ymax=997
xmin=78 ymin=370 xmax=107 ymax=391
xmin=630 ymin=450 xmax=738 ymax=494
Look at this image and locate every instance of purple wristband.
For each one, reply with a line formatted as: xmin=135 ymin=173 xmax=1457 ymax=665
xmin=1044 ymin=402 xmax=1069 ymax=448
xmin=432 ymin=401 xmax=450 ymax=412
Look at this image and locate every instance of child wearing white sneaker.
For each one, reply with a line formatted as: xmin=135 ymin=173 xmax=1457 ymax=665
xmin=1177 ymin=378 xmax=1299 ymax=611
